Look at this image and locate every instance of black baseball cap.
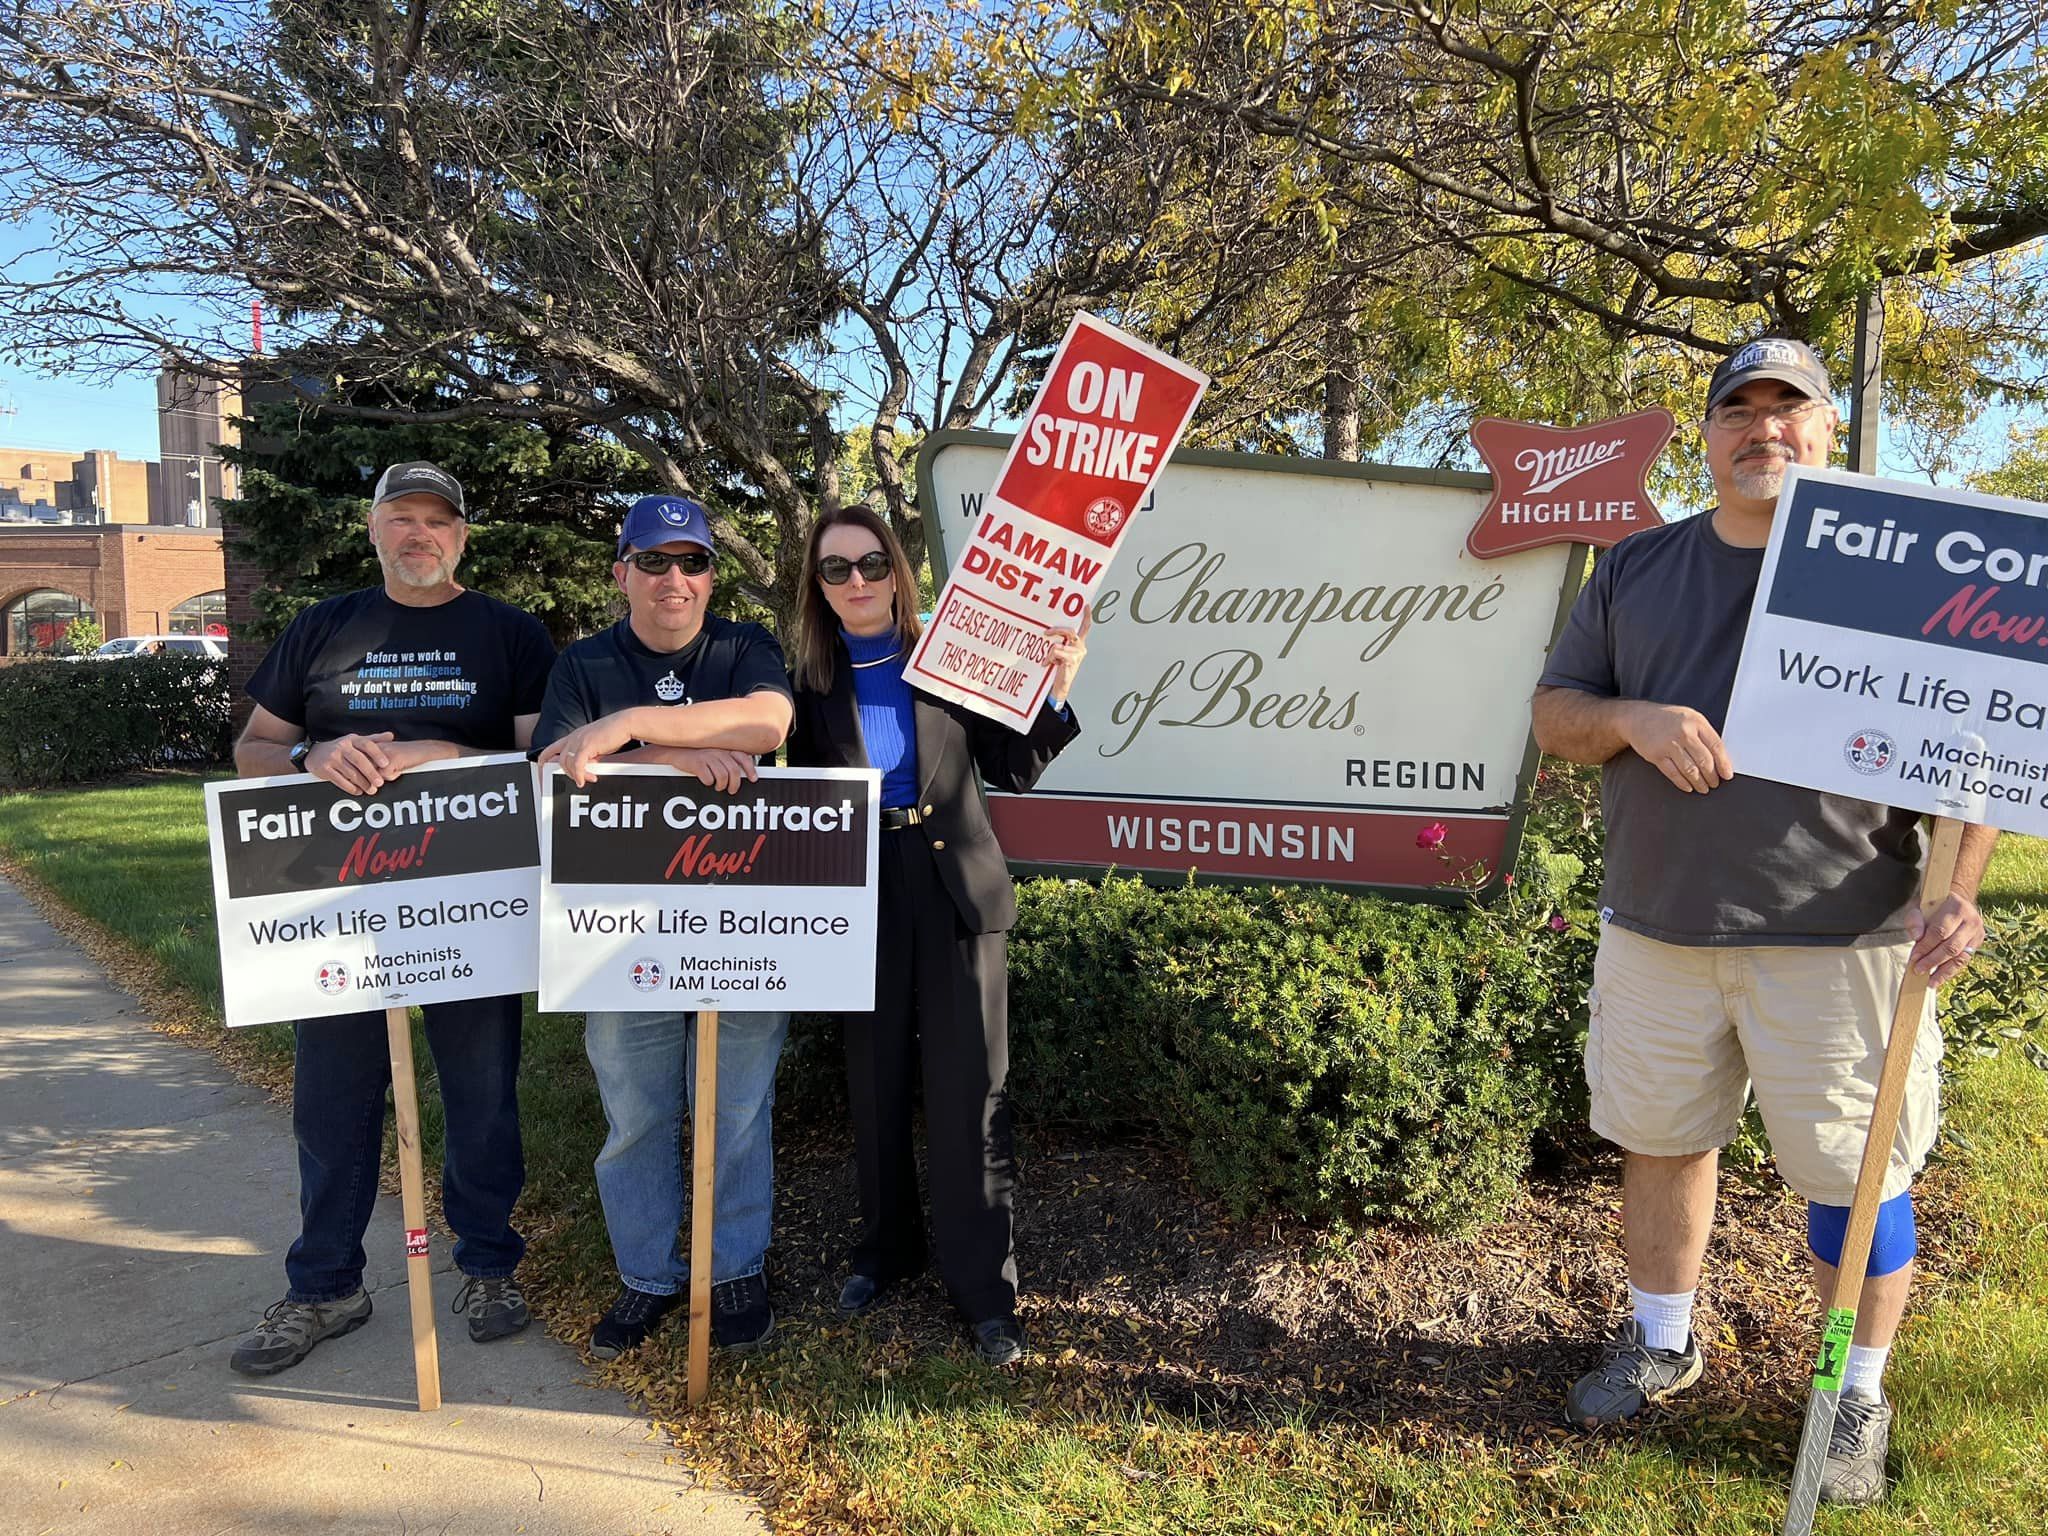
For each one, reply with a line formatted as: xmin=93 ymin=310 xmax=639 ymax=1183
xmin=1707 ymin=338 xmax=1834 ymax=412
xmin=371 ymin=461 xmax=467 ymax=517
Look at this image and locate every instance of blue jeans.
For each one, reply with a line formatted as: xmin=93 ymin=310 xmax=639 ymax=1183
xmin=583 ymin=1010 xmax=789 ymax=1294
xmin=286 ymin=995 xmax=526 ymax=1303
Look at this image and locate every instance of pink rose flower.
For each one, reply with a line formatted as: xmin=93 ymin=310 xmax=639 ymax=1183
xmin=1548 ymin=912 xmax=1569 ymax=932
xmin=1416 ymin=822 xmax=1449 ymax=851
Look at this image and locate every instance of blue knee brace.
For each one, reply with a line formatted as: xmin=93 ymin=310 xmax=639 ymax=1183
xmin=1807 ymin=1191 xmax=1916 ymax=1277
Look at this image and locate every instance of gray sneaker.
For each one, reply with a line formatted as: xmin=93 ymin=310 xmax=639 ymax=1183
xmin=230 ymin=1289 xmax=373 ymax=1376
xmin=1820 ymin=1390 xmax=1892 ymax=1506
xmin=1565 ymin=1318 xmax=1704 ymax=1426
xmin=453 ymin=1274 xmax=531 ymax=1343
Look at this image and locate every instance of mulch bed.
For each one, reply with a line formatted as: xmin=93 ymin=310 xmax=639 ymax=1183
xmin=761 ymin=1110 xmax=1976 ymax=1458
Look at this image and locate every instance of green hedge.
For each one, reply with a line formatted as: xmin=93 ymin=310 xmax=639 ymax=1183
xmin=784 ymin=828 xmax=1596 ymax=1235
xmin=0 ymin=657 xmax=232 ymax=787
xmin=1004 ymin=846 xmax=1592 ymax=1233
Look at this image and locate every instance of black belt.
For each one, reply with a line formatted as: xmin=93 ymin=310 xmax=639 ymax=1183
xmin=879 ymin=806 xmax=927 ymax=831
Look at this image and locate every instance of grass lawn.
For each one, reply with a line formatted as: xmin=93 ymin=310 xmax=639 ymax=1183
xmin=2 ymin=774 xmax=2044 ymax=1534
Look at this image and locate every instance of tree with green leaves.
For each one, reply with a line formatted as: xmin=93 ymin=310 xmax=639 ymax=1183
xmin=0 ymin=0 xmax=1121 ymax=627
xmin=1017 ymin=0 xmax=2048 ymax=470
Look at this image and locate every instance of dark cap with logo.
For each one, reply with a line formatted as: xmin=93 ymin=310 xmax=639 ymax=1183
xmin=617 ymin=495 xmax=715 ymax=557
xmin=370 ymin=461 xmax=467 ymax=517
xmin=1707 ymin=338 xmax=1834 ymax=412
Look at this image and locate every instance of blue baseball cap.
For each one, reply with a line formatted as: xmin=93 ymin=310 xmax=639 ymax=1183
xmin=617 ymin=495 xmax=715 ymax=558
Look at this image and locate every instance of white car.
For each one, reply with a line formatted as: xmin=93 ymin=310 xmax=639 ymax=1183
xmin=88 ymin=634 xmax=227 ymax=660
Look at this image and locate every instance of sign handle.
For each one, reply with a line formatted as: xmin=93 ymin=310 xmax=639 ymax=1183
xmin=1781 ymin=815 xmax=1962 ymax=1533
xmin=384 ymin=1005 xmax=443 ymax=1413
xmin=687 ymin=1007 xmax=719 ymax=1408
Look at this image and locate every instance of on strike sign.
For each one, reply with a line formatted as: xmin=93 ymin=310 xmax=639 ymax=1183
xmin=908 ymin=312 xmax=1207 ymax=727
xmin=1723 ymin=466 xmax=2048 ymax=834
xmin=203 ymin=755 xmax=542 ymax=1027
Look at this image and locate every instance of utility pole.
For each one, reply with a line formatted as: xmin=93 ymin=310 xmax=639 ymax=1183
xmin=1846 ymin=287 xmax=1884 ymax=475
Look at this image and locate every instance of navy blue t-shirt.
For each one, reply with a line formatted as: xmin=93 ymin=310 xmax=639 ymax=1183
xmin=246 ymin=587 xmax=555 ymax=751
xmin=530 ymin=614 xmax=792 ymax=751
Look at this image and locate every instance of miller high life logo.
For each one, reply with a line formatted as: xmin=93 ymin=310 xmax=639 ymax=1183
xmin=1465 ymin=410 xmax=1674 ymax=559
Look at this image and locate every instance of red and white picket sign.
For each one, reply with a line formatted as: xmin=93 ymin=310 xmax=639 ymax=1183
xmin=907 ymin=313 xmax=1208 ymax=728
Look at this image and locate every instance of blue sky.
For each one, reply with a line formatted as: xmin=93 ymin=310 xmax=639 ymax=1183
xmin=0 ymin=369 xmax=162 ymax=460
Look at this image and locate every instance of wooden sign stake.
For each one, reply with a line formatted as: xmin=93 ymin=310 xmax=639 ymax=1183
xmin=384 ymin=1005 xmax=443 ymax=1413
xmin=687 ymin=1008 xmax=719 ymax=1408
xmin=1781 ymin=816 xmax=1962 ymax=1532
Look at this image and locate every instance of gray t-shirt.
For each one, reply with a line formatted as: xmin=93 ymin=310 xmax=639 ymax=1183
xmin=1539 ymin=512 xmax=1923 ymax=946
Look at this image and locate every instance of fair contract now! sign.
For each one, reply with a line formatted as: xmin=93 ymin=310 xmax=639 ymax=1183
xmin=538 ymin=765 xmax=881 ymax=1013
xmin=1724 ymin=467 xmax=2048 ymax=835
xmin=203 ymin=755 xmax=541 ymax=1027
xmin=907 ymin=313 xmax=1207 ymax=729
xmin=921 ymin=436 xmax=1588 ymax=895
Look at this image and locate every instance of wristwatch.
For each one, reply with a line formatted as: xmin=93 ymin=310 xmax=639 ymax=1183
xmin=289 ymin=740 xmax=314 ymax=772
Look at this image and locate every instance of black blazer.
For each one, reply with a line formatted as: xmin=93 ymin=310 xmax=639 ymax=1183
xmin=787 ymin=644 xmax=1080 ymax=934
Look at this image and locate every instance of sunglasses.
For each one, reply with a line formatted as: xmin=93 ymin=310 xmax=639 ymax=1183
xmin=625 ymin=549 xmax=714 ymax=576
xmin=817 ymin=551 xmax=894 ymax=585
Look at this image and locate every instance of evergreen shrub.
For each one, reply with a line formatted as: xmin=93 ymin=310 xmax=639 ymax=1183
xmin=0 ymin=657 xmax=231 ymax=787
xmin=782 ymin=825 xmax=1598 ymax=1235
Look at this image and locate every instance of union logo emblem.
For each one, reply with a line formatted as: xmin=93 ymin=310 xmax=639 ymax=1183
xmin=1844 ymin=730 xmax=1896 ymax=775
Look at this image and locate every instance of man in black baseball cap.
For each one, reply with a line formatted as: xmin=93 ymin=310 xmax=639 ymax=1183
xmin=227 ymin=458 xmax=556 ymax=1376
xmin=371 ymin=460 xmax=469 ymax=517
xmin=1705 ymin=337 xmax=1835 ymax=414
xmin=1532 ymin=341 xmax=1997 ymax=1505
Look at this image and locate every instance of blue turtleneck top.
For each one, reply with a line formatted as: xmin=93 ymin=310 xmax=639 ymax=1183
xmin=843 ymin=626 xmax=918 ymax=807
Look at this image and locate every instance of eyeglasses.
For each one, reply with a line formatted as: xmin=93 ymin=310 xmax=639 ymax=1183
xmin=626 ymin=549 xmax=714 ymax=576
xmin=1706 ymin=398 xmax=1829 ymax=432
xmin=816 ymin=551 xmax=894 ymax=585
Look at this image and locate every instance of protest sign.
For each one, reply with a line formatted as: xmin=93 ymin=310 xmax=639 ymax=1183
xmin=907 ymin=313 xmax=1207 ymax=728
xmin=203 ymin=755 xmax=541 ymax=1028
xmin=537 ymin=765 xmax=881 ymax=1012
xmin=1723 ymin=466 xmax=2048 ymax=834
xmin=922 ymin=433 xmax=1586 ymax=894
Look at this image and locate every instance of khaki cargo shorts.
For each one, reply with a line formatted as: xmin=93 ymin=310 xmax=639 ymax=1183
xmin=1584 ymin=922 xmax=1942 ymax=1205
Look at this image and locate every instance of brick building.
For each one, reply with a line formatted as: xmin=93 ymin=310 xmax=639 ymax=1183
xmin=0 ymin=525 xmax=225 ymax=656
xmin=0 ymin=444 xmax=156 ymax=523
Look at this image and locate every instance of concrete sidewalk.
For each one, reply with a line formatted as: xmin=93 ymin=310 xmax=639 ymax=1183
xmin=0 ymin=877 xmax=762 ymax=1535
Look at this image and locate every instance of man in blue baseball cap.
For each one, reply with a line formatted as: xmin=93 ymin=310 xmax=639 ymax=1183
xmin=532 ymin=494 xmax=794 ymax=1357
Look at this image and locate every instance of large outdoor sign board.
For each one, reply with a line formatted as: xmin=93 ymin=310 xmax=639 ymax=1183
xmin=538 ymin=765 xmax=881 ymax=1012
xmin=204 ymin=756 xmax=541 ymax=1027
xmin=921 ymin=434 xmax=1590 ymax=894
xmin=1724 ymin=467 xmax=2048 ymax=834
xmin=906 ymin=314 xmax=1207 ymax=728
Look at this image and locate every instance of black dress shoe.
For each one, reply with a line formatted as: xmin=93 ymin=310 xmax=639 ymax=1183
xmin=971 ymin=1315 xmax=1027 ymax=1367
xmin=837 ymin=1272 xmax=888 ymax=1318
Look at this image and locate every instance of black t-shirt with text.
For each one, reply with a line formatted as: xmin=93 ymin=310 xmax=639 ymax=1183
xmin=530 ymin=614 xmax=792 ymax=752
xmin=247 ymin=587 xmax=556 ymax=751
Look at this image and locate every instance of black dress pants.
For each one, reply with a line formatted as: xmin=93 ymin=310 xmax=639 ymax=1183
xmin=842 ymin=827 xmax=1017 ymax=1321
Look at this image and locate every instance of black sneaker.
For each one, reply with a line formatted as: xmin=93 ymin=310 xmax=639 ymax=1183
xmin=711 ymin=1272 xmax=774 ymax=1350
xmin=452 ymin=1274 xmax=531 ymax=1343
xmin=971 ymin=1315 xmax=1027 ymax=1367
xmin=1565 ymin=1319 xmax=1704 ymax=1426
xmin=589 ymin=1286 xmax=682 ymax=1360
xmin=1820 ymin=1389 xmax=1893 ymax=1506
xmin=230 ymin=1289 xmax=373 ymax=1376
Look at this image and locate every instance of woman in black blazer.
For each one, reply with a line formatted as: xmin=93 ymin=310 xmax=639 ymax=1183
xmin=786 ymin=505 xmax=1085 ymax=1365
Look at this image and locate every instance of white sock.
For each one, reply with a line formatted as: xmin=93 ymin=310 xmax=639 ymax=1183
xmin=1842 ymin=1343 xmax=1890 ymax=1399
xmin=1629 ymin=1283 xmax=1696 ymax=1354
